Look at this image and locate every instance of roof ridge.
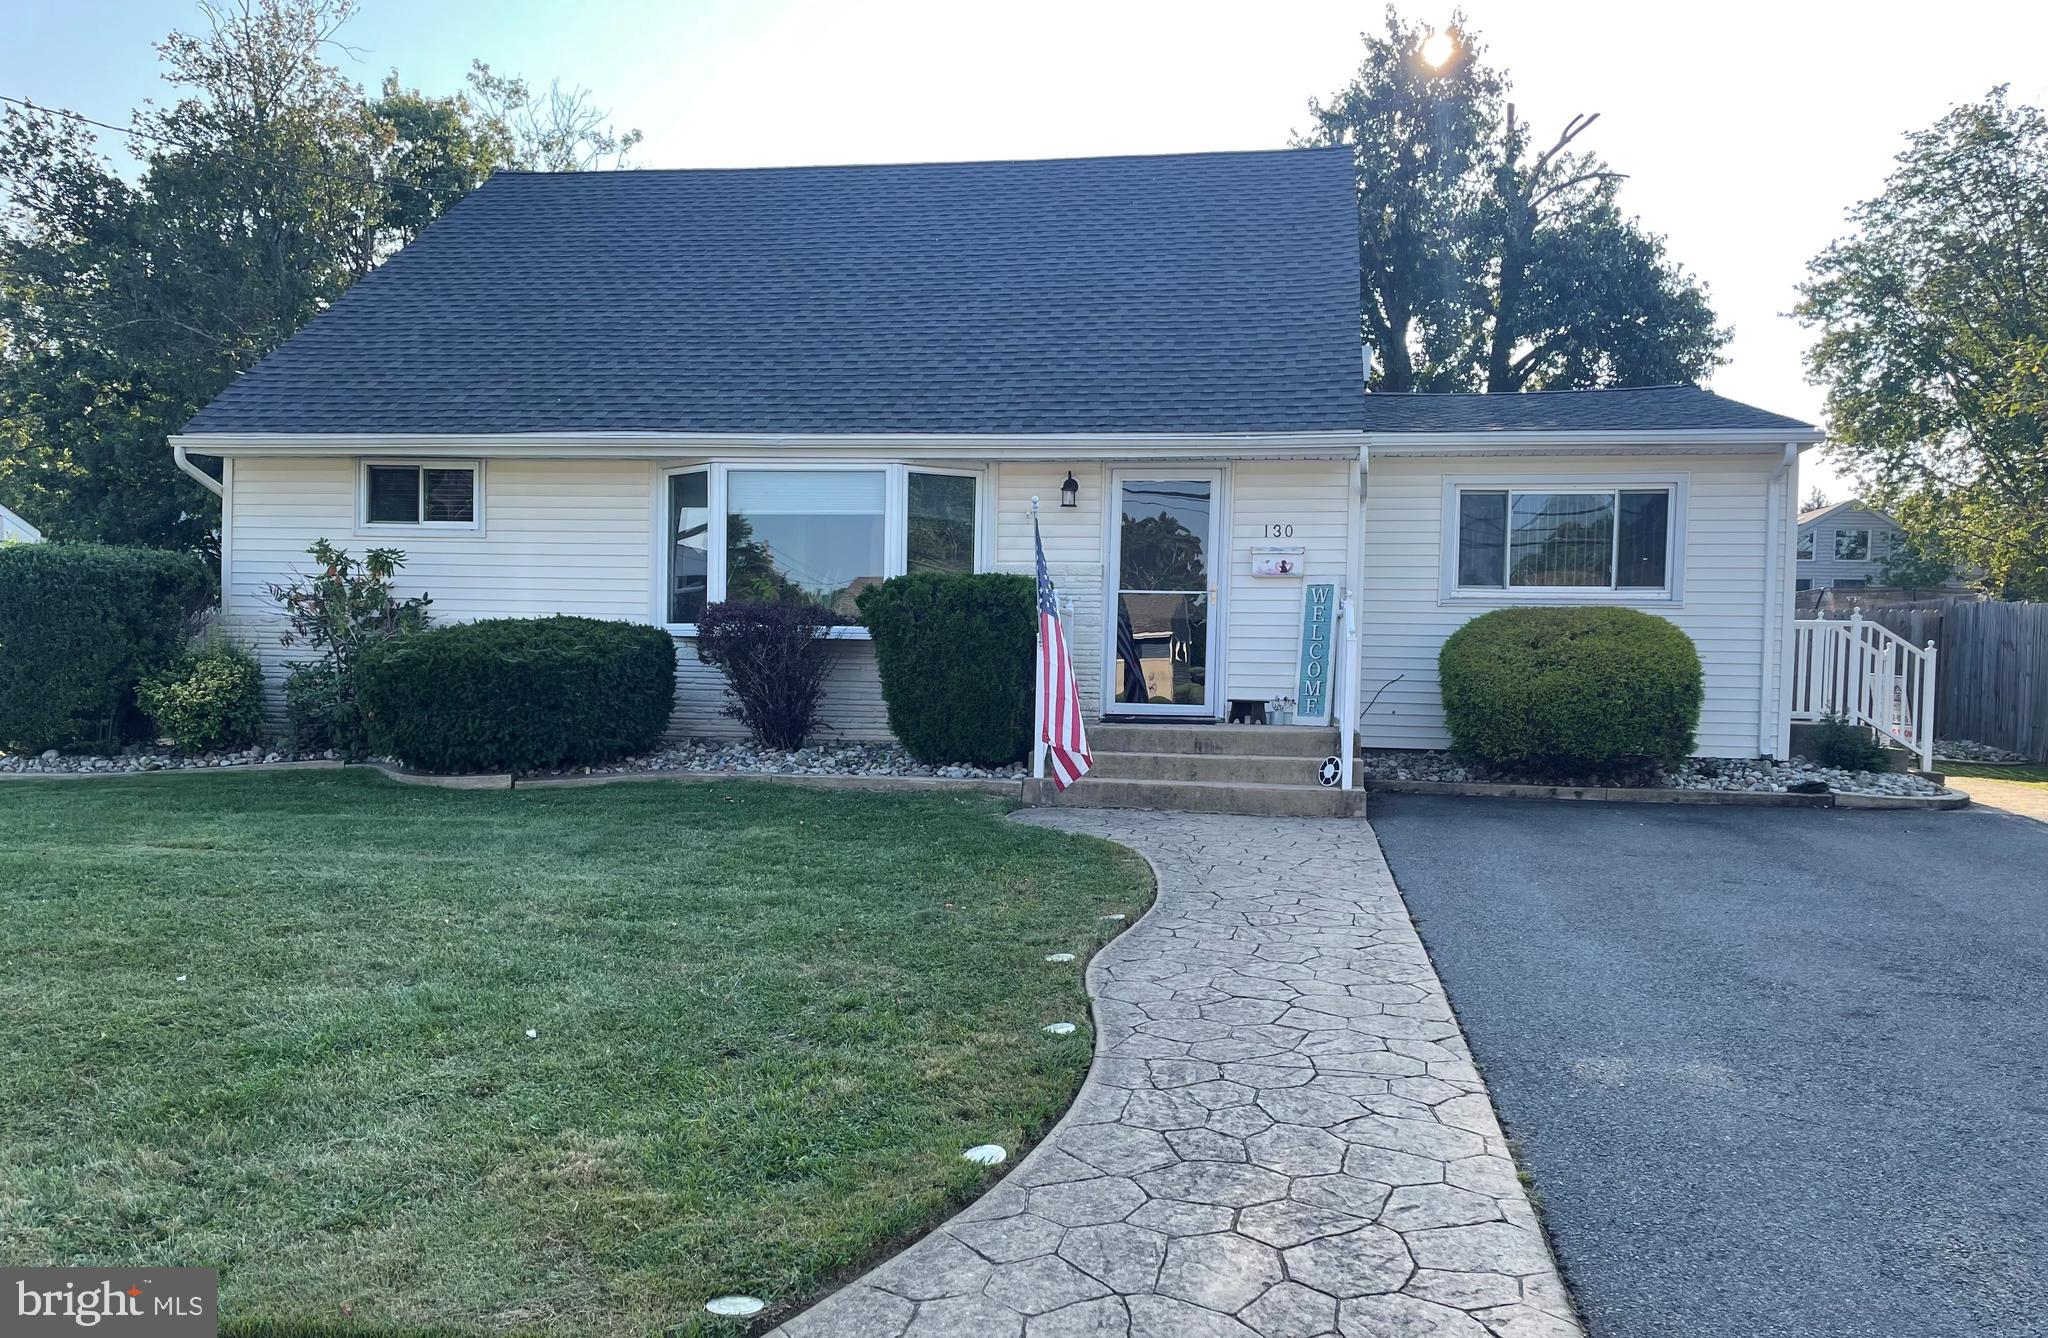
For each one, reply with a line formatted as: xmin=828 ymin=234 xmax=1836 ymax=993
xmin=1365 ymin=383 xmax=1705 ymax=400
xmin=485 ymin=145 xmax=1349 ymax=180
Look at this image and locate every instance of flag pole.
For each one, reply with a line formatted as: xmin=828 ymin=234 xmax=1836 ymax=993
xmin=1030 ymin=497 xmax=1047 ymax=783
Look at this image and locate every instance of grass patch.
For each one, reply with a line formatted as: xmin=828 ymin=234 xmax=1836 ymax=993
xmin=1943 ymin=762 xmax=2048 ymax=787
xmin=0 ymin=773 xmax=1150 ymax=1336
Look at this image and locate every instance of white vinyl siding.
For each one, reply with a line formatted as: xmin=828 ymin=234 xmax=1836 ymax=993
xmin=220 ymin=456 xmax=894 ymax=742
xmin=1224 ymin=459 xmax=1353 ymax=710
xmin=1357 ymin=452 xmax=1779 ymax=757
xmin=993 ymin=461 xmax=1107 ymax=722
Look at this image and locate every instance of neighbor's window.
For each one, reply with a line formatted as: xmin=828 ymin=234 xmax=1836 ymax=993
xmin=1455 ymin=487 xmax=1672 ymax=592
xmin=1798 ymin=531 xmax=1815 ymax=560
xmin=363 ymin=463 xmax=478 ymax=527
xmin=907 ymin=470 xmax=978 ymax=575
xmin=1835 ymin=528 xmax=1870 ymax=561
xmin=668 ymin=469 xmax=710 ymax=625
xmin=727 ymin=469 xmax=886 ymax=620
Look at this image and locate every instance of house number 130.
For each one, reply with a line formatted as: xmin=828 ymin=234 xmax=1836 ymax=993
xmin=1262 ymin=523 xmax=1295 ymax=538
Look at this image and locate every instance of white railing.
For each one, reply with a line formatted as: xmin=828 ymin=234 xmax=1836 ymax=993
xmin=1790 ymin=610 xmax=1938 ymax=771
xmin=1337 ymin=594 xmax=1360 ymax=790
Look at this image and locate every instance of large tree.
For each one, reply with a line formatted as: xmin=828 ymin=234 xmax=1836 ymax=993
xmin=1299 ymin=7 xmax=1728 ymax=392
xmin=0 ymin=0 xmax=640 ymax=552
xmin=1798 ymin=88 xmax=2048 ymax=599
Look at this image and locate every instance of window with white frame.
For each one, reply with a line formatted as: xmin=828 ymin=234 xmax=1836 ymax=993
xmin=361 ymin=462 xmax=480 ymax=529
xmin=1834 ymin=528 xmax=1870 ymax=561
xmin=1451 ymin=485 xmax=1676 ymax=595
xmin=664 ymin=464 xmax=984 ymax=628
xmin=1797 ymin=530 xmax=1815 ymax=560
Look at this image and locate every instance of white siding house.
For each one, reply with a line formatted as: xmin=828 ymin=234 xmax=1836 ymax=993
xmin=1793 ymin=499 xmax=1954 ymax=590
xmin=0 ymin=503 xmax=41 ymax=544
xmin=173 ymin=148 xmax=1823 ymax=767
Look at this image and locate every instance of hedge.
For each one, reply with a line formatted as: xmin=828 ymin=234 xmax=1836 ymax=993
xmin=0 ymin=543 xmax=215 ymax=752
xmin=858 ymin=573 xmax=1035 ymax=766
xmin=1438 ymin=606 xmax=1703 ymax=774
xmin=357 ymin=616 xmax=676 ymax=773
xmin=137 ymin=641 xmax=267 ymax=752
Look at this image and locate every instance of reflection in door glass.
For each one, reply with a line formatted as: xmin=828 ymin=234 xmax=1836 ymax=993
xmin=1114 ymin=592 xmax=1209 ymax=705
xmin=1119 ymin=481 xmax=1210 ymax=591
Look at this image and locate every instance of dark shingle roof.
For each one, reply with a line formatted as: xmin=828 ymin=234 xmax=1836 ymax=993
xmin=1358 ymin=384 xmax=1813 ymax=435
xmin=182 ymin=148 xmax=1364 ymax=436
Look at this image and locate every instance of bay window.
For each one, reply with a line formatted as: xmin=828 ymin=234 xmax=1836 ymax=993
xmin=1448 ymin=481 xmax=1680 ymax=599
xmin=663 ymin=464 xmax=985 ymax=629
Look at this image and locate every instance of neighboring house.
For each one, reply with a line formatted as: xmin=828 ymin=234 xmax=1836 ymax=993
xmin=0 ymin=504 xmax=42 ymax=544
xmin=171 ymin=147 xmax=1821 ymax=760
xmin=1795 ymin=499 xmax=1906 ymax=590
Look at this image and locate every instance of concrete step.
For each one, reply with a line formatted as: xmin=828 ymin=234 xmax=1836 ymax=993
xmin=1090 ymin=722 xmax=1342 ymax=758
xmin=1089 ymin=751 xmax=1330 ymax=785
xmin=1024 ymin=776 xmax=1367 ymax=819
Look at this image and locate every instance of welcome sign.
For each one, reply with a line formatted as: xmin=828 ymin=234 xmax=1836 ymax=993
xmin=1295 ymin=582 xmax=1338 ymax=725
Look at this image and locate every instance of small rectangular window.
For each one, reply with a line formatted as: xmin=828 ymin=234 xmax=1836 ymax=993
xmin=364 ymin=463 xmax=477 ymax=528
xmin=907 ymin=471 xmax=978 ymax=575
xmin=669 ymin=469 xmax=709 ymax=625
xmin=1835 ymin=529 xmax=1870 ymax=561
xmin=1452 ymin=485 xmax=1675 ymax=595
xmin=367 ymin=465 xmax=421 ymax=524
xmin=1798 ymin=531 xmax=1815 ymax=560
xmin=1456 ymin=492 xmax=1507 ymax=588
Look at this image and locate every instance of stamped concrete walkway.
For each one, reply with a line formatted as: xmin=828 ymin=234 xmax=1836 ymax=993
xmin=771 ymin=812 xmax=1580 ymax=1338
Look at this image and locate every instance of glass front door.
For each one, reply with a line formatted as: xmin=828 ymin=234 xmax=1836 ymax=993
xmin=1108 ymin=473 xmax=1218 ymax=716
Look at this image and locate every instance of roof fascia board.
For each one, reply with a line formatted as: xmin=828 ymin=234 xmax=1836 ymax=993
xmin=169 ymin=430 xmax=1371 ymax=459
xmin=1365 ymin=428 xmax=1824 ymax=453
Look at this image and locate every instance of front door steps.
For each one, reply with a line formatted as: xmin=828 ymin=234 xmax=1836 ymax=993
xmin=1022 ymin=722 xmax=1366 ymax=818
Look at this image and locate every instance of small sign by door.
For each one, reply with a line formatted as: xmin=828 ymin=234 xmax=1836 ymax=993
xmin=1296 ymin=583 xmax=1338 ymax=725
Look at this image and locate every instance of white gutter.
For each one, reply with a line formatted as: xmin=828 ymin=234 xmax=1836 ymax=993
xmin=1365 ymin=427 xmax=1825 ymax=453
xmin=169 ymin=429 xmax=1371 ymax=460
xmin=173 ymin=443 xmax=224 ymax=498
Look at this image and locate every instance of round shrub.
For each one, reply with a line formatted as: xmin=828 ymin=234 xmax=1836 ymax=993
xmin=858 ymin=573 xmax=1035 ymax=766
xmin=357 ymin=616 xmax=676 ymax=774
xmin=0 ymin=543 xmax=215 ymax=752
xmin=1438 ymin=607 xmax=1703 ymax=775
xmin=137 ymin=641 xmax=266 ymax=752
xmin=692 ymin=601 xmax=846 ymax=750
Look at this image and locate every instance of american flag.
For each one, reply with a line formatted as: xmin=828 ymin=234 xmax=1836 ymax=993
xmin=1035 ymin=510 xmax=1093 ymax=789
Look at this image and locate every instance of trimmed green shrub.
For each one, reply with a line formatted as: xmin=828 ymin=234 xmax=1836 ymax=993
xmin=356 ymin=616 xmax=676 ymax=774
xmin=694 ymin=601 xmax=845 ymax=749
xmin=267 ymin=541 xmax=432 ymax=757
xmin=1801 ymin=712 xmax=1893 ymax=772
xmin=0 ymin=543 xmax=214 ymax=752
xmin=1438 ymin=606 xmax=1703 ymax=775
xmin=137 ymin=641 xmax=266 ymax=752
xmin=858 ymin=573 xmax=1035 ymax=765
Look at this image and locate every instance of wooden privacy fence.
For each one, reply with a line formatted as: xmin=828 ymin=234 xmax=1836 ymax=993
xmin=1850 ymin=598 xmax=2048 ymax=762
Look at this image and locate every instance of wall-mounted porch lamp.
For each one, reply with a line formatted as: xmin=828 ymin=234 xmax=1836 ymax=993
xmin=1059 ymin=472 xmax=1080 ymax=508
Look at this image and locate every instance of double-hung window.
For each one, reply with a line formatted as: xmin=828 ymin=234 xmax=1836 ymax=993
xmin=663 ymin=464 xmax=985 ymax=629
xmin=360 ymin=462 xmax=481 ymax=530
xmin=1448 ymin=482 xmax=1680 ymax=599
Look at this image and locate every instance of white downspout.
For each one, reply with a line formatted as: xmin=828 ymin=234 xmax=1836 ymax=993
xmin=1758 ymin=443 xmax=1799 ymax=757
xmin=173 ymin=443 xmax=224 ymax=498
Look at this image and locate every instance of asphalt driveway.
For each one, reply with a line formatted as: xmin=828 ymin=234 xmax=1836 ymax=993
xmin=1370 ymin=795 xmax=2048 ymax=1338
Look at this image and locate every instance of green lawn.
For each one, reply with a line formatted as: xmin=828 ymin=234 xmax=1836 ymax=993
xmin=1943 ymin=762 xmax=2048 ymax=787
xmin=0 ymin=773 xmax=1150 ymax=1337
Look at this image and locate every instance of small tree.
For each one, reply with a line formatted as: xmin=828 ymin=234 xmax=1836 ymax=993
xmin=693 ymin=602 xmax=842 ymax=750
xmin=264 ymin=540 xmax=430 ymax=755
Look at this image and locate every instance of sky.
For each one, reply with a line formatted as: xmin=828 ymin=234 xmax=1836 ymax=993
xmin=7 ymin=0 xmax=2047 ymax=500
